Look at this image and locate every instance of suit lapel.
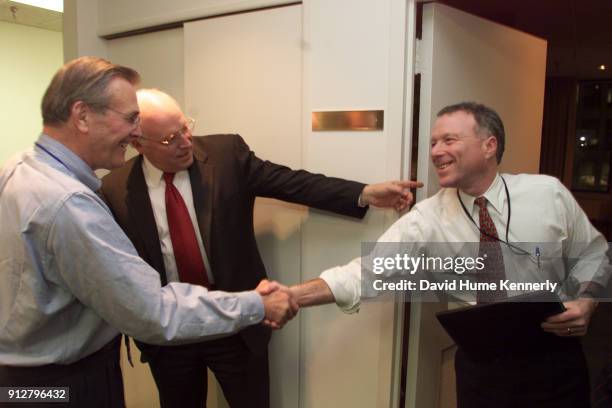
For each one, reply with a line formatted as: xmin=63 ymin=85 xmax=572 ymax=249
xmin=125 ymin=156 xmax=168 ymax=285
xmin=189 ymin=147 xmax=214 ymax=269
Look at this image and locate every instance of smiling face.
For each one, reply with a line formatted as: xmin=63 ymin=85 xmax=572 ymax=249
xmin=84 ymin=77 xmax=142 ymax=170
xmin=430 ymin=110 xmax=498 ymax=196
xmin=133 ymin=90 xmax=194 ymax=173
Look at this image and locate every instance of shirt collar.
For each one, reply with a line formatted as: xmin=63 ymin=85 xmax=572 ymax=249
xmin=35 ymin=134 xmax=101 ymax=192
xmin=141 ymin=156 xmax=190 ymax=189
xmin=457 ymin=173 xmax=505 ymax=216
xmin=142 ymin=156 xmax=165 ymax=189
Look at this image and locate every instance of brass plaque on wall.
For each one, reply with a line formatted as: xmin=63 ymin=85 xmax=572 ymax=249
xmin=312 ymin=110 xmax=384 ymax=131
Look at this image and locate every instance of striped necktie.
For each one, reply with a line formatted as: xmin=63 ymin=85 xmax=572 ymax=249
xmin=475 ymin=196 xmax=506 ymax=303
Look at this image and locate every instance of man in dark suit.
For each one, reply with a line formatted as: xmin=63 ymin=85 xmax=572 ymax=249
xmin=101 ymin=89 xmax=419 ymax=408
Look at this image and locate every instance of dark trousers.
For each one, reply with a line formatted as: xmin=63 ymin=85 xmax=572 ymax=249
xmin=455 ymin=339 xmax=590 ymax=408
xmin=146 ymin=334 xmax=269 ymax=408
xmin=0 ymin=337 xmax=124 ymax=408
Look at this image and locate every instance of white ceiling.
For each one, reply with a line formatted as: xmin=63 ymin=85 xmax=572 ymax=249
xmin=0 ymin=0 xmax=62 ymax=32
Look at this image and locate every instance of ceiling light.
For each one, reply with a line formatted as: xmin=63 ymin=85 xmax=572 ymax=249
xmin=599 ymin=65 xmax=606 ymax=71
xmin=11 ymin=0 xmax=63 ymax=13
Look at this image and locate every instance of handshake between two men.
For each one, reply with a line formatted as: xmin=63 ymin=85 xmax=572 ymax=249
xmin=256 ymin=279 xmax=299 ymax=329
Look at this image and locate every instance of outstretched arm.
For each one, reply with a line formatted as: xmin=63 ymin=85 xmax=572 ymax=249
xmin=290 ymin=278 xmax=336 ymax=307
xmin=238 ymin=134 xmax=422 ymax=215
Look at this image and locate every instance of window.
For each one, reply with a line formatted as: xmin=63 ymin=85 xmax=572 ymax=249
xmin=571 ymin=81 xmax=612 ymax=192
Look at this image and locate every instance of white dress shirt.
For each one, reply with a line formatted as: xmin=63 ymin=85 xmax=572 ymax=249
xmin=142 ymin=157 xmax=214 ymax=285
xmin=321 ymin=173 xmax=610 ymax=313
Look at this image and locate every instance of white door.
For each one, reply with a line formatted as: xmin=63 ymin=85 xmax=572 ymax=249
xmin=184 ymin=2 xmax=411 ymax=407
xmin=406 ymin=3 xmax=547 ymax=407
xmin=184 ymin=5 xmax=303 ymax=408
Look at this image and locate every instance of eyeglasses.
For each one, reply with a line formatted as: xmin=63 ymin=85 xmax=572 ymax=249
xmin=105 ymin=106 xmax=141 ymax=127
xmin=138 ymin=117 xmax=196 ymax=146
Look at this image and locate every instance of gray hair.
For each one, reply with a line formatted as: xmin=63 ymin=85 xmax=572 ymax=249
xmin=41 ymin=56 xmax=140 ymax=126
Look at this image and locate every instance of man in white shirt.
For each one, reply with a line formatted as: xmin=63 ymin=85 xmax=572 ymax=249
xmin=290 ymin=102 xmax=609 ymax=407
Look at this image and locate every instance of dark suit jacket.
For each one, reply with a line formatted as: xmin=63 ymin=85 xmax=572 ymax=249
xmin=101 ymin=134 xmax=367 ymax=356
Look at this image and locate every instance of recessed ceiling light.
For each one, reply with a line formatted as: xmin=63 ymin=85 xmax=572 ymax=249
xmin=11 ymin=0 xmax=62 ymax=13
xmin=599 ymin=64 xmax=606 ymax=71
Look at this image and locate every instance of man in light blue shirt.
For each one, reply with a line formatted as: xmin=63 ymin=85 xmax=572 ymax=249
xmin=0 ymin=57 xmax=297 ymax=407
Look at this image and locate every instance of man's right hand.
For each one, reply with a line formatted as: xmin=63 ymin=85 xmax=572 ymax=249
xmin=258 ymin=280 xmax=299 ymax=329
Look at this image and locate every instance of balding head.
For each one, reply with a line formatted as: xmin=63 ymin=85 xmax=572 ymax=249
xmin=137 ymin=89 xmax=183 ymax=135
xmin=133 ymin=89 xmax=195 ymax=173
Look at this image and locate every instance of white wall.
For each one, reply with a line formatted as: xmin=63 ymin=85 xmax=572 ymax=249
xmin=64 ymin=0 xmax=106 ymax=61
xmin=0 ymin=22 xmax=63 ymax=165
xmin=184 ymin=8 xmax=303 ymax=407
xmin=299 ymin=0 xmax=410 ymax=406
xmin=107 ymin=28 xmax=184 ymax=106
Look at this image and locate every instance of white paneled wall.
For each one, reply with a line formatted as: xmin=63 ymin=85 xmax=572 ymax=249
xmin=184 ymin=6 xmax=303 ymax=407
xmin=98 ymin=0 xmax=296 ymax=37
xmin=107 ymin=28 xmax=185 ymax=106
xmin=300 ymin=1 xmax=409 ymax=406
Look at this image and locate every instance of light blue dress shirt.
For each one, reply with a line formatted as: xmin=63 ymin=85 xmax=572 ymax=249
xmin=0 ymin=134 xmax=264 ymax=366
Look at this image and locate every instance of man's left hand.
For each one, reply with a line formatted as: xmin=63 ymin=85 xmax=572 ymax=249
xmin=541 ymin=297 xmax=598 ymax=337
xmin=361 ymin=180 xmax=423 ymax=212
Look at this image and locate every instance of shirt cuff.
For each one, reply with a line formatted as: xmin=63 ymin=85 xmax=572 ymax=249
xmin=236 ymin=290 xmax=265 ymax=326
xmin=357 ymin=192 xmax=368 ymax=208
xmin=320 ymin=264 xmax=361 ymax=314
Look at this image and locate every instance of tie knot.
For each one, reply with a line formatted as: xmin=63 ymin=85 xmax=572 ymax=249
xmin=474 ymin=196 xmax=487 ymax=210
xmin=163 ymin=172 xmax=175 ymax=184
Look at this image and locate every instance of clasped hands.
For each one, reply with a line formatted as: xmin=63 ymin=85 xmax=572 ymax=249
xmin=256 ymin=279 xmax=299 ymax=329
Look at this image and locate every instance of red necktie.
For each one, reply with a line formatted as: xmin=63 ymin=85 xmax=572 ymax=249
xmin=475 ymin=196 xmax=506 ymax=303
xmin=163 ymin=172 xmax=209 ymax=287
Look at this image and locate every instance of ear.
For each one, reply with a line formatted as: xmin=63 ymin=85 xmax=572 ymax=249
xmin=71 ymin=101 xmax=90 ymax=133
xmin=483 ymin=135 xmax=498 ymax=161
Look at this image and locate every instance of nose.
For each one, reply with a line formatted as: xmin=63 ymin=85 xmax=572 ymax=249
xmin=130 ymin=123 xmax=142 ymax=139
xmin=430 ymin=140 xmax=442 ymax=159
xmin=178 ymin=129 xmax=193 ymax=148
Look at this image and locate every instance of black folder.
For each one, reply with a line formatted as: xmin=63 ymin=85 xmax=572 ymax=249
xmin=435 ymin=291 xmax=566 ymax=360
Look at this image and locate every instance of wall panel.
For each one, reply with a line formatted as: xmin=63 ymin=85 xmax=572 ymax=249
xmin=98 ymin=0 xmax=296 ymax=37
xmin=184 ymin=6 xmax=303 ymax=407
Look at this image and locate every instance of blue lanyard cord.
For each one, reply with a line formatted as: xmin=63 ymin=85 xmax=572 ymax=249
xmin=34 ymin=142 xmax=103 ymax=198
xmin=34 ymin=142 xmax=71 ymax=173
